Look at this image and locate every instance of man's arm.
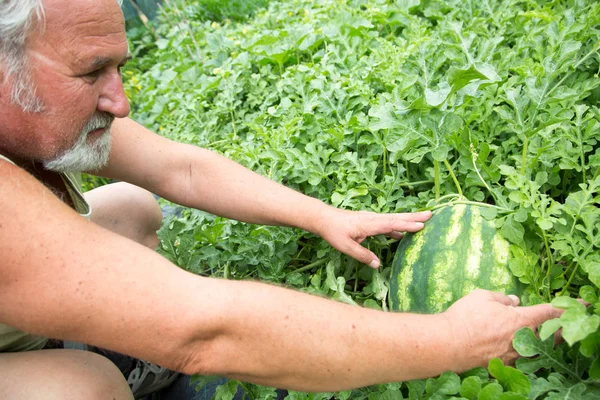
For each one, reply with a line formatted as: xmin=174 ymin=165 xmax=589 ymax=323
xmin=97 ymin=117 xmax=432 ymax=266
xmin=0 ymin=161 xmax=561 ymax=391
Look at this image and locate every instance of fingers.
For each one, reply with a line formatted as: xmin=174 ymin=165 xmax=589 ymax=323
xmin=392 ymin=210 xmax=433 ymax=222
xmin=341 ymin=240 xmax=380 ymax=268
xmin=475 ymin=291 xmax=562 ymax=330
xmin=518 ymin=303 xmax=564 ymax=329
xmin=470 ymin=289 xmax=520 ymax=306
xmin=508 ymin=295 xmax=520 ymax=306
xmin=386 ymin=231 xmax=404 ymax=240
xmin=359 ymin=211 xmax=432 ymax=237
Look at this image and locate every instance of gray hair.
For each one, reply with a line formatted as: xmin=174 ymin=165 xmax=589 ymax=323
xmin=0 ymin=0 xmax=124 ymax=113
xmin=0 ymin=0 xmax=45 ymax=112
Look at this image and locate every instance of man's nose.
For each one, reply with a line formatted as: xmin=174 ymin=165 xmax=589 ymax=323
xmin=97 ymin=71 xmax=130 ymax=118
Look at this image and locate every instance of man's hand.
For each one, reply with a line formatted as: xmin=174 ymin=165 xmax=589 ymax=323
xmin=442 ymin=289 xmax=564 ymax=371
xmin=315 ymin=208 xmax=432 ymax=268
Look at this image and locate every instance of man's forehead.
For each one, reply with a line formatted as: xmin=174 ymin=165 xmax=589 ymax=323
xmin=43 ymin=0 xmax=124 ymax=35
xmin=35 ymin=0 xmax=128 ymax=66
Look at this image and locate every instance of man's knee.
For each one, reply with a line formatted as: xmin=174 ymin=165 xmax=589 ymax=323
xmin=0 ymin=349 xmax=133 ymax=400
xmin=84 ymin=182 xmax=163 ymax=249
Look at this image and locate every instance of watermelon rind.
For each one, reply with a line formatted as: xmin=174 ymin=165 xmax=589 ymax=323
xmin=389 ymin=204 xmax=520 ymax=314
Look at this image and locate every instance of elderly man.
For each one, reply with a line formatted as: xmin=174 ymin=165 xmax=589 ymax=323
xmin=0 ymin=0 xmax=563 ymax=399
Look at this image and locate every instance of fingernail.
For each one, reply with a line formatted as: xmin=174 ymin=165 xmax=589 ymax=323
xmin=369 ymin=259 xmax=380 ymax=268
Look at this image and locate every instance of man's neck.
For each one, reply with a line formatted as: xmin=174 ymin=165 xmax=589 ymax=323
xmin=0 ymin=152 xmax=73 ymax=207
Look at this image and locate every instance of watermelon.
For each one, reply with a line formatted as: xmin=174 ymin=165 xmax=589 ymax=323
xmin=389 ymin=204 xmax=520 ymax=314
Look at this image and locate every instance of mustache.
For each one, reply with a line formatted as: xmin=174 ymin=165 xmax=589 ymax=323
xmin=83 ymin=112 xmax=115 ymax=134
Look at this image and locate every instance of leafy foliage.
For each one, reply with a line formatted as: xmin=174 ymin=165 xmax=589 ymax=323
xmin=124 ymin=0 xmax=600 ymax=397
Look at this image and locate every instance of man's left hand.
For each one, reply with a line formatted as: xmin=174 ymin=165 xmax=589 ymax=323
xmin=315 ymin=208 xmax=432 ymax=268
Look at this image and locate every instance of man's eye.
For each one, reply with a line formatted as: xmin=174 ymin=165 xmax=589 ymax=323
xmin=85 ymin=70 xmax=102 ymax=80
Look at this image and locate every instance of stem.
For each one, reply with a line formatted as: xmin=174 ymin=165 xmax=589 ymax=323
xmin=383 ymin=145 xmax=388 ymax=177
xmin=162 ymin=0 xmax=203 ymax=62
xmin=521 ymin=136 xmax=529 ymax=176
xmin=559 ymin=241 xmax=596 ymax=297
xmin=397 ymin=179 xmax=433 ymax=187
xmin=127 ymin=0 xmax=158 ymax=40
xmin=559 ymin=263 xmax=580 ymax=298
xmin=434 ymin=160 xmax=440 ymax=200
xmin=593 ymin=166 xmax=600 ymax=181
xmin=238 ymin=382 xmax=254 ymax=400
xmin=578 ymin=124 xmax=586 ymax=185
xmin=542 ymin=231 xmax=554 ymax=299
xmin=471 ymin=150 xmax=493 ymax=196
xmin=547 ymin=45 xmax=600 ymax=99
xmin=432 ymin=193 xmax=462 ymax=205
xmin=230 ymin=110 xmax=238 ymax=139
xmin=425 ymin=200 xmax=511 ymax=213
xmin=288 ymin=258 xmax=328 ymax=275
xmin=224 ymin=261 xmax=230 ymax=279
xmin=443 ymin=159 xmax=463 ymax=197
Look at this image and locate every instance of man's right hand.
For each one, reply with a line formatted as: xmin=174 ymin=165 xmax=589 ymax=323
xmin=442 ymin=289 xmax=564 ymax=371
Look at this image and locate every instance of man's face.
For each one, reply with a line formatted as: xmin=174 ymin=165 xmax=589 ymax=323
xmin=0 ymin=0 xmax=130 ymax=172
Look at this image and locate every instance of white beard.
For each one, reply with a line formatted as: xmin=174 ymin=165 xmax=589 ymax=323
xmin=43 ymin=113 xmax=114 ymax=173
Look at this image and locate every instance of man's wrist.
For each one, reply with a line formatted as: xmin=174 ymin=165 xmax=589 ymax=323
xmin=294 ymin=198 xmax=333 ymax=236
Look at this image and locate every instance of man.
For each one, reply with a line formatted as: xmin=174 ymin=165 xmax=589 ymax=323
xmin=0 ymin=0 xmax=563 ymax=399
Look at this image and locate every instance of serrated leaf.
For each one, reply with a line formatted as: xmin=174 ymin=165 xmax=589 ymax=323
xmin=513 ymin=329 xmax=577 ymax=380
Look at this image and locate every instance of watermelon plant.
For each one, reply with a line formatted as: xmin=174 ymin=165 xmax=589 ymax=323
xmin=123 ymin=0 xmax=600 ymax=398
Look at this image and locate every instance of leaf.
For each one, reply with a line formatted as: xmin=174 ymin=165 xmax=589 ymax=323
xmin=448 ymin=63 xmax=501 ymax=93
xmin=478 ymin=382 xmax=503 ymax=400
xmin=539 ymin=319 xmax=562 ymax=341
xmin=425 ymin=371 xmax=461 ymax=397
xmin=214 ymin=379 xmax=240 ymax=400
xmin=528 ymin=373 xmax=590 ymax=399
xmin=513 ymin=329 xmax=577 ymax=380
xmin=585 ymin=262 xmax=600 ymax=289
xmin=425 ymin=81 xmax=452 ymax=107
xmin=559 ymin=308 xmax=600 ymax=346
xmin=500 ymin=215 xmax=524 ymax=243
xmin=552 ymin=297 xmax=585 ymax=310
xmin=488 ymin=358 xmax=531 ymax=395
xmin=580 ymin=332 xmax=600 ymax=358
xmin=369 ymin=101 xmax=400 ymax=131
xmin=459 ymin=376 xmax=482 ymax=400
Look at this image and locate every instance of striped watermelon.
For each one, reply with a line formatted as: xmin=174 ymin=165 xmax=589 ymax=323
xmin=389 ymin=204 xmax=520 ymax=314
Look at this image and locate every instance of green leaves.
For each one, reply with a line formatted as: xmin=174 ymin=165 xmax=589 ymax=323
xmin=538 ymin=297 xmax=600 ymax=346
xmin=488 ymin=359 xmax=530 ymax=395
xmin=130 ymin=0 xmax=600 ymax=398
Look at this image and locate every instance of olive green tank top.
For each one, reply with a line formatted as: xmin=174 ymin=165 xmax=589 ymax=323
xmin=0 ymin=154 xmax=92 ymax=352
